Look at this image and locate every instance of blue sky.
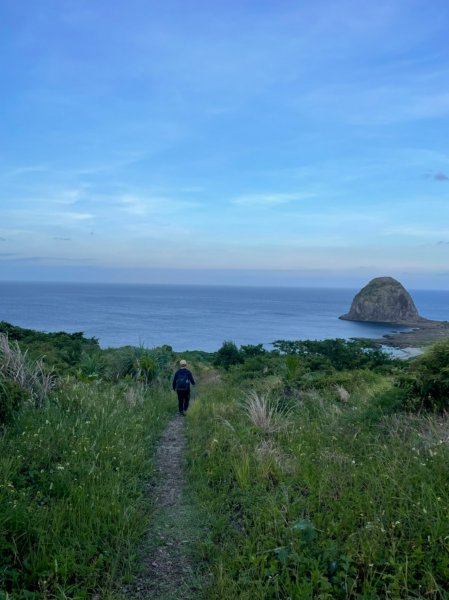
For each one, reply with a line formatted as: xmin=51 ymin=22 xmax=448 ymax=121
xmin=1 ymin=0 xmax=449 ymax=288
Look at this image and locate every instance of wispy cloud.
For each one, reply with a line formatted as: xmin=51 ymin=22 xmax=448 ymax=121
xmin=299 ymin=84 xmax=449 ymax=126
xmin=119 ymin=195 xmax=148 ymax=216
xmin=117 ymin=193 xmax=201 ymax=217
xmin=232 ymin=192 xmax=316 ymax=207
xmin=3 ymin=256 xmax=96 ymax=264
xmin=385 ymin=225 xmax=449 ymax=238
xmin=1 ymin=164 xmax=51 ymax=178
xmin=434 ymin=172 xmax=449 ymax=181
xmin=1 ymin=207 xmax=95 ymax=227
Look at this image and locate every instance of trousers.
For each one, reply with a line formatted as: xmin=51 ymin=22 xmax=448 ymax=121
xmin=176 ymin=389 xmax=190 ymax=413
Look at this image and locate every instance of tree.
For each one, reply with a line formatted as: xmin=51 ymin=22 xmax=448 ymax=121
xmin=213 ymin=341 xmax=243 ymax=370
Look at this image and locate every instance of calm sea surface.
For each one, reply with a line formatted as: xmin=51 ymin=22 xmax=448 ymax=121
xmin=0 ymin=282 xmax=448 ymax=351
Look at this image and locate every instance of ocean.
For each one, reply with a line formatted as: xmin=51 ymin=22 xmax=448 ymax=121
xmin=0 ymin=282 xmax=448 ymax=352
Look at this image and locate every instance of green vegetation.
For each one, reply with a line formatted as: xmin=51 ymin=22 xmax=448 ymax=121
xmin=397 ymin=339 xmax=449 ymax=412
xmin=2 ymin=324 xmax=449 ymax=598
xmin=186 ymin=339 xmax=449 ymax=599
xmin=0 ymin=324 xmax=174 ymax=598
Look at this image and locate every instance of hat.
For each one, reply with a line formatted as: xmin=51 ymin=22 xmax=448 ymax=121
xmin=180 ymin=359 xmax=187 ymax=366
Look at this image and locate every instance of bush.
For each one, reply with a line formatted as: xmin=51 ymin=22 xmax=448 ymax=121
xmin=272 ymin=338 xmax=395 ymax=371
xmin=0 ymin=380 xmax=29 ymax=425
xmin=135 ymin=353 xmax=158 ymax=385
xmin=0 ymin=334 xmax=54 ymax=407
xmin=240 ymin=344 xmax=266 ymax=358
xmin=0 ymin=321 xmax=99 ymax=373
xmin=213 ymin=341 xmax=243 ymax=370
xmin=398 ymin=340 xmax=449 ymax=412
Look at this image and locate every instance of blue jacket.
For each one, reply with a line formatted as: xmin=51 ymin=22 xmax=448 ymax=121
xmin=172 ymin=368 xmax=195 ymax=391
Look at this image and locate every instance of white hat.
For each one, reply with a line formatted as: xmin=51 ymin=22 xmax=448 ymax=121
xmin=180 ymin=359 xmax=187 ymax=366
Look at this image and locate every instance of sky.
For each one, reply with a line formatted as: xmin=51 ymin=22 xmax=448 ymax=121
xmin=1 ymin=0 xmax=449 ymax=288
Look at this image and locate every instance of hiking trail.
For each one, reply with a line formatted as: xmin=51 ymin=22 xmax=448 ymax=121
xmin=124 ymin=414 xmax=203 ymax=600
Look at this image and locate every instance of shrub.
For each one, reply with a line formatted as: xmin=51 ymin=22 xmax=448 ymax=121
xmin=398 ymin=339 xmax=449 ymax=412
xmin=0 ymin=334 xmax=54 ymax=407
xmin=135 ymin=353 xmax=158 ymax=385
xmin=213 ymin=341 xmax=243 ymax=370
xmin=78 ymin=350 xmax=107 ymax=380
xmin=0 ymin=321 xmax=99 ymax=372
xmin=0 ymin=380 xmax=29 ymax=425
xmin=104 ymin=346 xmax=139 ymax=380
xmin=240 ymin=344 xmax=266 ymax=358
xmin=272 ymin=338 xmax=395 ymax=371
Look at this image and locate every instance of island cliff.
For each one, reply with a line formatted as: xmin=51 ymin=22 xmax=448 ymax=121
xmin=340 ymin=276 xmax=425 ymax=324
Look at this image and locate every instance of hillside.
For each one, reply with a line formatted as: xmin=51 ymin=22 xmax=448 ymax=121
xmin=1 ymin=325 xmax=449 ymax=598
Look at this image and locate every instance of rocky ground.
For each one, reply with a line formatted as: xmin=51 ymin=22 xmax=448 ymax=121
xmin=376 ymin=320 xmax=449 ymax=349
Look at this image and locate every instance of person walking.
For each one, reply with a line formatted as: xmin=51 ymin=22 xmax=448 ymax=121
xmin=172 ymin=359 xmax=195 ymax=415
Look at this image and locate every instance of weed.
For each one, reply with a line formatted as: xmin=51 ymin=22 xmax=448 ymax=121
xmin=243 ymin=390 xmax=286 ymax=434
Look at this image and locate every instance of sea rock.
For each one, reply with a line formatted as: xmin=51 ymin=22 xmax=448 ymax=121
xmin=339 ymin=276 xmax=424 ymax=324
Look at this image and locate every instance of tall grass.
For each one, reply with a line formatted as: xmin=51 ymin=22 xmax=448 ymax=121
xmin=0 ymin=333 xmax=54 ymax=407
xmin=0 ymin=380 xmax=172 ymax=598
xmin=186 ymin=381 xmax=449 ymax=599
xmin=243 ymin=391 xmax=285 ymax=434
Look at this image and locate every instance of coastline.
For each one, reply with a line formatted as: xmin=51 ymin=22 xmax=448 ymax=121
xmin=375 ymin=320 xmax=449 ymax=350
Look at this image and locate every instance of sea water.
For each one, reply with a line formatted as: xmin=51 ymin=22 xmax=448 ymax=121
xmin=0 ymin=282 xmax=448 ymax=352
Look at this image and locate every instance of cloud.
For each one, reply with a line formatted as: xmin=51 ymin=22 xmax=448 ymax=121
xmin=434 ymin=172 xmax=449 ymax=181
xmin=116 ymin=193 xmax=202 ymax=219
xmin=232 ymin=192 xmax=316 ymax=207
xmin=385 ymin=225 xmax=449 ymax=238
xmin=119 ymin=195 xmax=148 ymax=216
xmin=299 ymin=83 xmax=449 ymax=126
xmin=52 ymin=237 xmax=72 ymax=241
xmin=437 ymin=240 xmax=449 ymax=245
xmin=1 ymin=164 xmax=51 ymax=178
xmin=5 ymin=256 xmax=96 ymax=264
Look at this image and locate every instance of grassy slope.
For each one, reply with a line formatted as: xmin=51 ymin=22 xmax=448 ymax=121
xmin=2 ymin=327 xmax=449 ymax=599
xmin=186 ymin=379 xmax=449 ymax=599
xmin=0 ymin=381 xmax=173 ymax=599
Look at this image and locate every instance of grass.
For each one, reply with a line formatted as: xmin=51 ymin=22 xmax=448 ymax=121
xmin=185 ymin=379 xmax=449 ymax=599
xmin=0 ymin=379 xmax=173 ymax=599
xmin=3 ymin=327 xmax=449 ymax=599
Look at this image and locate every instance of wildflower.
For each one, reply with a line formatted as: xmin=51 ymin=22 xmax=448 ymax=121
xmin=56 ymin=465 xmax=64 ymax=471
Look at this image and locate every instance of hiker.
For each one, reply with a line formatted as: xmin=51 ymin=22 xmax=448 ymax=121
xmin=172 ymin=359 xmax=195 ymax=415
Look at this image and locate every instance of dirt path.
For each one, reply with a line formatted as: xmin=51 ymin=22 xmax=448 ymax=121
xmin=124 ymin=415 xmax=203 ymax=600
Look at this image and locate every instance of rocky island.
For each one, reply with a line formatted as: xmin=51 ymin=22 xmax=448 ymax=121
xmin=340 ymin=276 xmax=449 ymax=348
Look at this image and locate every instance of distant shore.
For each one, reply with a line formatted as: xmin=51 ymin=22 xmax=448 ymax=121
xmin=374 ymin=320 xmax=449 ymax=349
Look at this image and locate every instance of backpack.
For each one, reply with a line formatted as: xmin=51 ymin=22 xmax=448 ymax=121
xmin=176 ymin=370 xmax=189 ymax=391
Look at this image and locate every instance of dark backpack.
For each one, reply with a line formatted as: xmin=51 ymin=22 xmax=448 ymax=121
xmin=176 ymin=370 xmax=189 ymax=391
